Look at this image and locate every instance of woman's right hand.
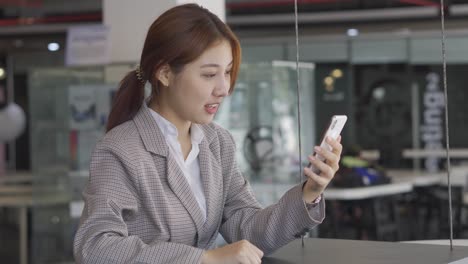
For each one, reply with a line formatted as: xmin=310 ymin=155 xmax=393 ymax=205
xmin=201 ymin=239 xmax=264 ymax=264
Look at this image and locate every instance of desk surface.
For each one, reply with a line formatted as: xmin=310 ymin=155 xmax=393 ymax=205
xmin=0 ymin=185 xmax=32 ymax=194
xmin=389 ymin=170 xmax=444 ymax=187
xmin=0 ymin=172 xmax=32 ymax=184
xmin=324 ymin=182 xmax=412 ymax=200
xmin=0 ymin=193 xmax=69 ymax=207
xmin=388 ymin=169 xmax=466 ymax=187
xmin=403 ymin=240 xmax=468 ymax=246
xmin=263 ymin=238 xmax=468 ymax=264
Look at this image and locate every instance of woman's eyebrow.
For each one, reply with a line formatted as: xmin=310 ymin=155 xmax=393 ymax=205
xmin=200 ymin=61 xmax=233 ymax=68
xmin=200 ymin=63 xmax=220 ymax=68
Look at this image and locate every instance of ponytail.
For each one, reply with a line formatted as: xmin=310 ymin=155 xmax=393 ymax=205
xmin=106 ymin=70 xmax=145 ymax=132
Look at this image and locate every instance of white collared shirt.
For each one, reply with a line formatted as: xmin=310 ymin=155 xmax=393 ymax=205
xmin=147 ymin=105 xmax=207 ymax=221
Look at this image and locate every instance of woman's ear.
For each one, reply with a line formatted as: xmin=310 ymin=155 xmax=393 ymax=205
xmin=156 ymin=64 xmax=171 ymax=87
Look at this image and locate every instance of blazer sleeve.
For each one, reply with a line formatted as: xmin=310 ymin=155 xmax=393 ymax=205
xmin=73 ymin=141 xmax=204 ymax=264
xmin=218 ymin=129 xmax=326 ymax=256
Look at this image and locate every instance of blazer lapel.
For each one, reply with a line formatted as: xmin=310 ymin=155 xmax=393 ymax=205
xmin=133 ymin=105 xmax=205 ymax=236
xmin=166 ymin=153 xmax=206 ymax=236
xmin=198 ymin=125 xmax=223 ymax=234
xmin=133 ymin=104 xmax=168 ymax=157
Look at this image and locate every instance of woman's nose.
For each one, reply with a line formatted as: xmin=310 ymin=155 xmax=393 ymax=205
xmin=214 ymin=76 xmax=229 ymax=97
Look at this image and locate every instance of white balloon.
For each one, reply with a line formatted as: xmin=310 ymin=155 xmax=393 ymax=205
xmin=0 ymin=103 xmax=26 ymax=141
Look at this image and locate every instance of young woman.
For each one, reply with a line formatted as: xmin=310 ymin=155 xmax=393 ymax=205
xmin=74 ymin=4 xmax=342 ymax=264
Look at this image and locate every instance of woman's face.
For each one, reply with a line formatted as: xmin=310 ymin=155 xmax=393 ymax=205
xmin=160 ymin=40 xmax=233 ymax=126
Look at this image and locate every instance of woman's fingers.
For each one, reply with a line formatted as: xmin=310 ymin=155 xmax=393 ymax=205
xmin=202 ymin=239 xmax=263 ymax=264
xmin=251 ymin=244 xmax=264 ymax=259
xmin=304 ymin=166 xmax=328 ymax=187
xmin=248 ymin=242 xmax=263 ymax=264
xmin=314 ymin=149 xmax=339 ymax=173
xmin=326 ymin=136 xmax=343 ymax=156
xmin=315 ymin=146 xmax=338 ymax=166
xmin=245 ymin=242 xmax=262 ymax=263
xmin=307 ymin=156 xmax=333 ymax=180
xmin=303 ymin=136 xmax=343 ymax=197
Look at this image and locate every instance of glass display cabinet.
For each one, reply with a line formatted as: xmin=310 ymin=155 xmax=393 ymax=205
xmin=28 ymin=66 xmax=108 ymax=263
xmin=215 ymin=61 xmax=316 ymax=206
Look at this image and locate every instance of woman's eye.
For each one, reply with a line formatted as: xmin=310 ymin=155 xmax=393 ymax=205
xmin=225 ymin=70 xmax=232 ymax=75
xmin=203 ymin=73 xmax=216 ymax=78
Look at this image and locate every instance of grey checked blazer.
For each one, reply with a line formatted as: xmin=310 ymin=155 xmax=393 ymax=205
xmin=73 ymin=105 xmax=325 ymax=264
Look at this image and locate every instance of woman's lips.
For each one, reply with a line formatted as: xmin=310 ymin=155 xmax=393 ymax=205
xmin=204 ymin=103 xmax=219 ymax=114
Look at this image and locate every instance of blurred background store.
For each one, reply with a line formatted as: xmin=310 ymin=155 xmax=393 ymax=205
xmin=1 ymin=0 xmax=468 ymax=263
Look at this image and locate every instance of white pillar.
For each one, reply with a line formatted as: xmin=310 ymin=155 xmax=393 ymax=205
xmin=177 ymin=0 xmax=225 ymax=21
xmin=103 ymin=0 xmax=225 ymax=64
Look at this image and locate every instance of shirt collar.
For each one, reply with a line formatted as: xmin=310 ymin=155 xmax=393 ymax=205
xmin=146 ymin=104 xmax=204 ymax=145
xmin=190 ymin=123 xmax=204 ymax=145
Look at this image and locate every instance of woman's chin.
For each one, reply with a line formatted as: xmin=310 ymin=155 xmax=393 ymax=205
xmin=196 ymin=115 xmax=215 ymax=125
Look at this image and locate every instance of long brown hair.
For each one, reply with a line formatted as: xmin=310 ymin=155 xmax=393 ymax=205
xmin=106 ymin=4 xmax=241 ymax=132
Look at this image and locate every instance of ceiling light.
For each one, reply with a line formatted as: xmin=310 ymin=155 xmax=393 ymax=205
xmin=347 ymin=28 xmax=359 ymax=37
xmin=331 ymin=69 xmax=343 ymax=78
xmin=324 ymin=76 xmax=334 ymax=86
xmin=48 ymin=42 xmax=60 ymax=52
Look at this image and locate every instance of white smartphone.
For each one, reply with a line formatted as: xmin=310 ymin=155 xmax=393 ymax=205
xmin=308 ymin=115 xmax=347 ymax=174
